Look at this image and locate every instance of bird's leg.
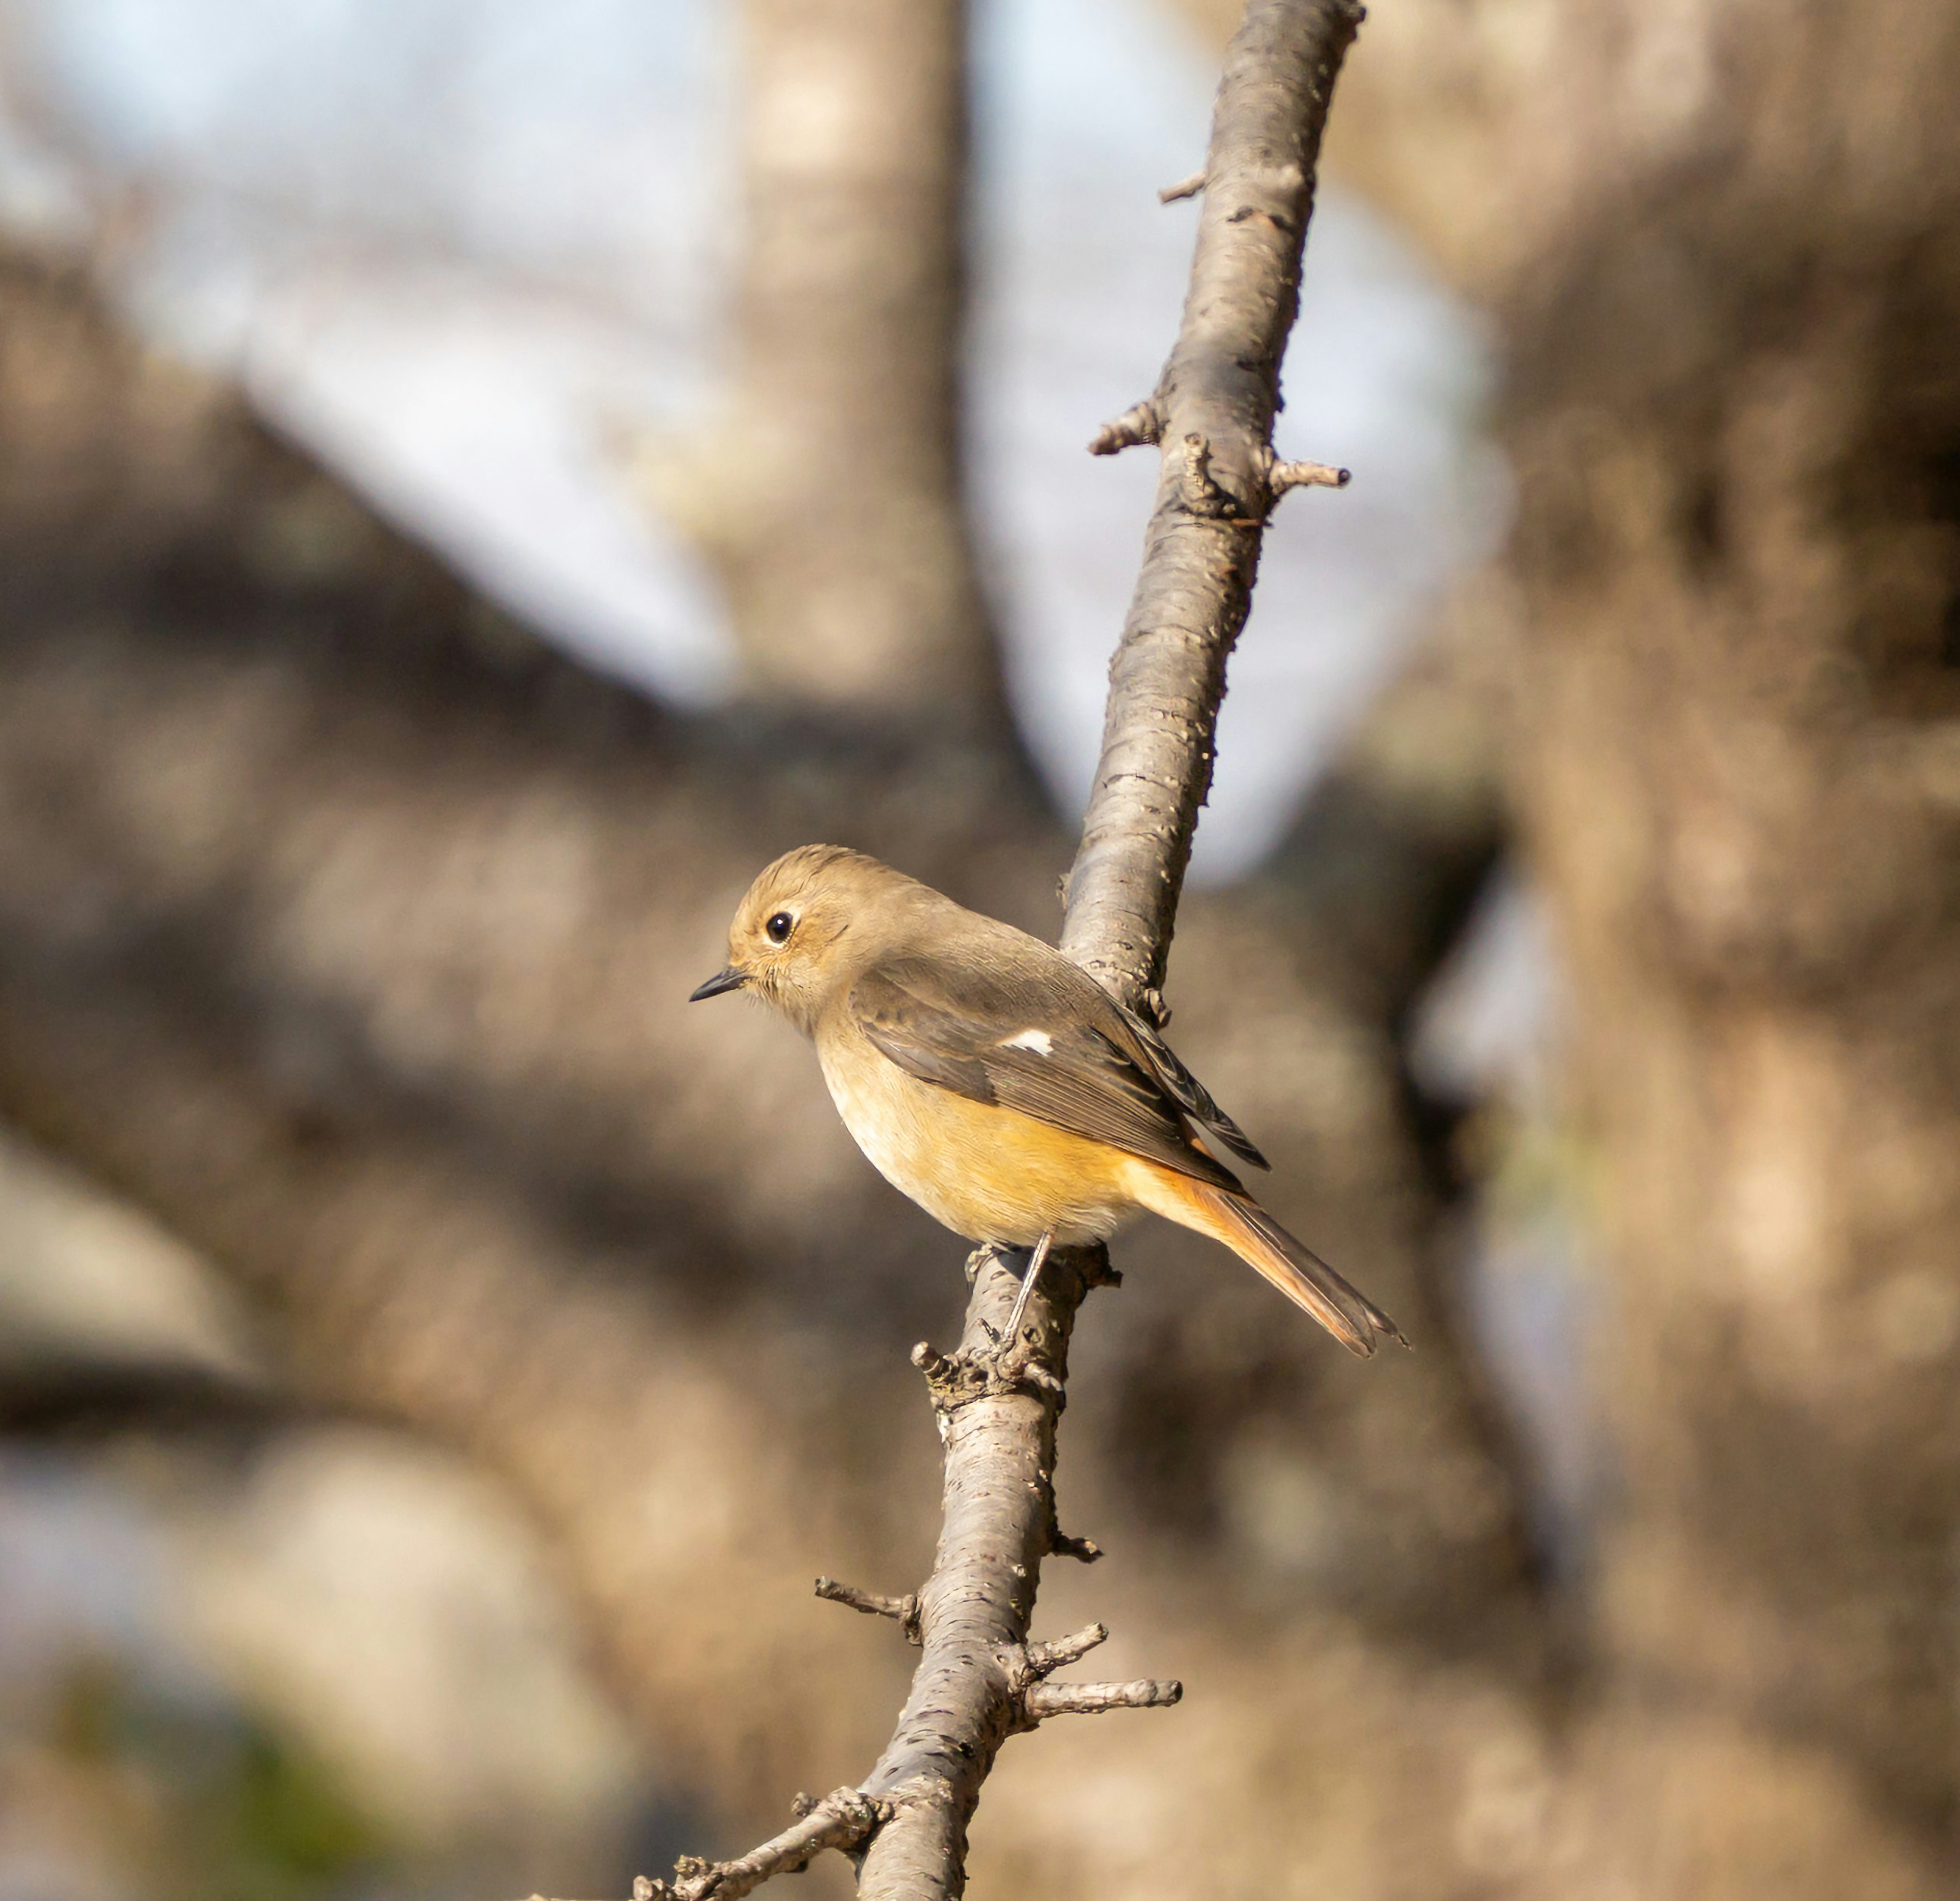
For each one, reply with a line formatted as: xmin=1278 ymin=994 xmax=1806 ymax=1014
xmin=1000 ymin=1229 xmax=1055 ymax=1350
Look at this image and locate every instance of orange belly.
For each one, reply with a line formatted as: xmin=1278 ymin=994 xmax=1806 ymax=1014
xmin=816 ymin=1022 xmax=1142 ymax=1245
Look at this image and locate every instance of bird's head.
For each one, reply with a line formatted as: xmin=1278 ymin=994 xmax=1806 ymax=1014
xmin=690 ymin=843 xmax=912 ymax=1034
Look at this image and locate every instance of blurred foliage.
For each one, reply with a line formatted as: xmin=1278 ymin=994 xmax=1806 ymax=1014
xmin=48 ymin=1654 xmax=388 ymax=1901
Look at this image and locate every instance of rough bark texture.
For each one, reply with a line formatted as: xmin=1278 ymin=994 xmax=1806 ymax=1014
xmin=850 ymin=1251 xmax=1113 ymax=1901
xmin=639 ymin=0 xmax=1003 ymax=731
xmin=1062 ymin=0 xmax=1362 ymax=1005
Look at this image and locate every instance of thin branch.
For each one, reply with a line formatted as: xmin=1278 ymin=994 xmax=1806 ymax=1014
xmin=854 ymin=1244 xmax=1118 ymax=1899
xmin=1024 ymin=1621 xmax=1109 ymax=1674
xmin=815 ymin=1577 xmax=923 ymax=1645
xmin=635 ymin=1790 xmax=891 ymax=1901
xmin=626 ymin=3 xmax=1363 ymax=1896
xmin=1021 ymin=1679 xmax=1184 ymax=1721
xmin=1087 ymin=397 xmax=1164 ymax=455
xmin=1267 ymin=452 xmax=1352 ymax=494
xmin=1046 ymin=1528 xmax=1104 ymax=1562
xmin=1158 ymin=169 xmax=1208 ymax=203
xmin=1061 ymin=0 xmax=1364 ymax=1005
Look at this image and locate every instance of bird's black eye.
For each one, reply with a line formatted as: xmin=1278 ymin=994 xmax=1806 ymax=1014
xmin=765 ymin=911 xmax=794 ymax=944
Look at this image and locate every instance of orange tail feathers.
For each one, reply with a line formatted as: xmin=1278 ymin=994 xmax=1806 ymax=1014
xmin=1132 ymin=1167 xmax=1407 ymax=1358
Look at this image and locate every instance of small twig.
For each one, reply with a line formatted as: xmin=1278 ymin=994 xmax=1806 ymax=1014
xmin=1021 ymin=1679 xmax=1184 ymax=1721
xmin=1088 ymin=397 xmax=1164 ymax=456
xmin=633 ymin=1790 xmax=890 ymax=1901
xmin=908 ymin=1339 xmax=952 ymax=1380
xmin=1025 ymin=1622 xmax=1109 ymax=1674
xmin=1266 ymin=449 xmax=1351 ymax=496
xmin=815 ymin=1577 xmax=922 ymax=1644
xmin=1181 ymin=435 xmax=1351 ymax=524
xmin=1158 ymin=169 xmax=1207 ymax=203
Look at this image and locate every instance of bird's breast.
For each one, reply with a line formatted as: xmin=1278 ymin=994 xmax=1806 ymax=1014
xmin=815 ymin=1023 xmax=1137 ymax=1246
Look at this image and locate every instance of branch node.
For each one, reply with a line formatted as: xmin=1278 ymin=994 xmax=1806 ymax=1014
xmin=1158 ymin=169 xmax=1207 ymax=203
xmin=918 ymin=1300 xmax=1075 ymax=1408
xmin=1088 ymin=399 xmax=1164 ymax=456
xmin=913 ymin=1341 xmax=1005 ymax=1410
xmin=815 ymin=1576 xmax=923 ymax=1645
xmin=1177 ymin=432 xmax=1256 ymax=521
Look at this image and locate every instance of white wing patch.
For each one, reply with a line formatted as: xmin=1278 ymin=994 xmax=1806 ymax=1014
xmin=998 ymin=1028 xmax=1054 ymax=1056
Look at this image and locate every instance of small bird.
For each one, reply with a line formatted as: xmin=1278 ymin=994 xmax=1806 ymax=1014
xmin=691 ymin=845 xmax=1404 ymax=1356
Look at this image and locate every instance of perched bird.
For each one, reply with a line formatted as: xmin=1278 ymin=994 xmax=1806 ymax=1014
xmin=691 ymin=844 xmax=1404 ymax=1356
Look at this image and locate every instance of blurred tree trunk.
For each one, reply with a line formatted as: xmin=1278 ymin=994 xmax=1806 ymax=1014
xmin=639 ymin=0 xmax=1003 ymax=734
xmin=1499 ymin=6 xmax=1960 ymax=1891
xmin=1176 ymin=0 xmax=1960 ymax=1888
xmin=0 ymin=231 xmax=1545 ymax=1893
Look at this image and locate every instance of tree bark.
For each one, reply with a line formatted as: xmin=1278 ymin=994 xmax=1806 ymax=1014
xmin=1063 ymin=0 xmax=1358 ymax=1009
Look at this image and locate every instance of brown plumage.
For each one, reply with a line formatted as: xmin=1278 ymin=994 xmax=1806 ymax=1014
xmin=690 ymin=845 xmax=1404 ymax=1356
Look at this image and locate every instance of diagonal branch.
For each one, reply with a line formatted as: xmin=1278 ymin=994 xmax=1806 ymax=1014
xmin=852 ymin=1244 xmax=1115 ymax=1899
xmin=597 ymin=4 xmax=1365 ymax=1898
xmin=636 ymin=1790 xmax=893 ymax=1901
xmin=1066 ymin=0 xmax=1363 ymax=1007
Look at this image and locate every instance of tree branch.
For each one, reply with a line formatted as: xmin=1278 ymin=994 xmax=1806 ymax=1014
xmin=815 ymin=1577 xmax=923 ymax=1645
xmin=852 ymin=1244 xmax=1113 ymax=1900
xmin=619 ymin=3 xmax=1366 ymax=1896
xmin=1061 ymin=0 xmax=1363 ymax=1006
xmin=1019 ymin=1679 xmax=1184 ymax=1721
xmin=638 ymin=1790 xmax=893 ymax=1901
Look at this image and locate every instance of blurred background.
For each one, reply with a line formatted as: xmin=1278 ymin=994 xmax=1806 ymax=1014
xmin=0 ymin=0 xmax=1953 ymax=1895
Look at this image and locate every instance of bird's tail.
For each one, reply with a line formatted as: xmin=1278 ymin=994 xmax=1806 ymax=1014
xmin=1133 ymin=1169 xmax=1407 ymax=1358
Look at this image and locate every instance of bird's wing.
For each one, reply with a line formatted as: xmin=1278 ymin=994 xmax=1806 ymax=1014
xmin=1108 ymin=1001 xmax=1269 ymax=1171
xmin=847 ymin=959 xmax=1246 ymax=1192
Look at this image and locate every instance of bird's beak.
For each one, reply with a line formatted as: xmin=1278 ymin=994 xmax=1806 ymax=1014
xmin=689 ymin=966 xmax=748 ymax=1002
